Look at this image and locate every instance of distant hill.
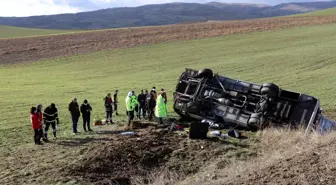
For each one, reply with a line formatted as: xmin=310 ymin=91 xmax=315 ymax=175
xmin=293 ymin=7 xmax=336 ymax=16
xmin=0 ymin=1 xmax=336 ymax=30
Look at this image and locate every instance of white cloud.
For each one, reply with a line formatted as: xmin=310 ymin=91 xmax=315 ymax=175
xmin=0 ymin=0 xmax=81 ymax=17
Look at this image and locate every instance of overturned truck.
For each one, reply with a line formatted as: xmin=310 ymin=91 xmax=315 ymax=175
xmin=173 ymin=68 xmax=335 ymax=139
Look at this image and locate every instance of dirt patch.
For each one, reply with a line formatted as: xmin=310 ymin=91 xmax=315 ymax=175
xmin=63 ymin=124 xmax=254 ymax=185
xmin=1 ymin=16 xmax=336 ymax=64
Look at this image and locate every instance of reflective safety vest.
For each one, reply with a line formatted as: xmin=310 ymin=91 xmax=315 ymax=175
xmin=155 ymin=94 xmax=167 ymax=118
xmin=131 ymin=95 xmax=138 ymax=108
xmin=125 ymin=96 xmax=133 ymax=111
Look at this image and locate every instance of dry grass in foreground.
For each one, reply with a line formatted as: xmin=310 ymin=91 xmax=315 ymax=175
xmin=178 ymin=129 xmax=336 ymax=185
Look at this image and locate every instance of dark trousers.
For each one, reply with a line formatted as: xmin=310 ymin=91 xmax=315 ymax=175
xmin=114 ymin=103 xmax=118 ymax=114
xmin=34 ymin=129 xmax=42 ymax=144
xmin=72 ymin=116 xmax=79 ymax=133
xmin=44 ymin=121 xmax=56 ymax=138
xmin=106 ymin=111 xmax=113 ymax=124
xmin=137 ymin=104 xmax=146 ymax=119
xmin=147 ymin=108 xmax=154 ymax=121
xmin=158 ymin=117 xmax=163 ymax=125
xmin=127 ymin=110 xmax=134 ymax=126
xmin=83 ymin=115 xmax=91 ymax=131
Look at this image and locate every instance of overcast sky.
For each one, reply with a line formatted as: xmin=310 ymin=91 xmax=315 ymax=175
xmin=0 ymin=0 xmax=330 ymax=17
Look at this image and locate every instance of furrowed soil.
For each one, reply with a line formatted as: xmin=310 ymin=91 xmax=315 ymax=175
xmin=0 ymin=122 xmax=255 ymax=185
xmin=1 ymin=16 xmax=336 ymax=64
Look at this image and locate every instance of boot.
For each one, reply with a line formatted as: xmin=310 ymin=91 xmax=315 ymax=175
xmin=43 ymin=134 xmax=49 ymax=142
xmin=53 ymin=132 xmax=57 ymax=138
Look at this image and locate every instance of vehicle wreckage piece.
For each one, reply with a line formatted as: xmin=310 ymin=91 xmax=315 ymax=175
xmin=173 ymin=68 xmax=335 ymax=139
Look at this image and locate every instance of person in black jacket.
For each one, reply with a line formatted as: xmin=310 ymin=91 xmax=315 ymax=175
xmin=43 ymin=103 xmax=59 ymax=140
xmin=104 ymin=93 xmax=113 ymax=124
xmin=69 ymin=98 xmax=80 ymax=135
xmin=145 ymin=90 xmax=156 ymax=121
xmin=137 ymin=90 xmax=147 ymax=119
xmin=80 ymin=99 xmax=92 ymax=132
xmin=113 ymin=90 xmax=119 ymax=116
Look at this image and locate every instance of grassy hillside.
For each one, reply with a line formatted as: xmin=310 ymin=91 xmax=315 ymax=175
xmin=0 ymin=26 xmax=78 ymax=39
xmin=1 ymin=22 xmax=336 ymax=184
xmin=294 ymin=7 xmax=336 ymax=16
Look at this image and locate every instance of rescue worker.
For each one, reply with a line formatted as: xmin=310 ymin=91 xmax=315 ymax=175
xmin=145 ymin=90 xmax=156 ymax=121
xmin=151 ymin=86 xmax=157 ymax=100
xmin=113 ymin=90 xmax=119 ymax=116
xmin=43 ymin=103 xmax=59 ymax=140
xmin=36 ymin=104 xmax=46 ymax=142
xmin=104 ymin=93 xmax=113 ymax=124
xmin=155 ymin=91 xmax=167 ymax=125
xmin=30 ymin=107 xmax=42 ymax=145
xmin=69 ymin=98 xmax=80 ymax=135
xmin=80 ymin=99 xmax=92 ymax=132
xmin=125 ymin=92 xmax=137 ymax=127
xmin=137 ymin=90 xmax=146 ymax=119
xmin=160 ymin=88 xmax=168 ymax=104
xmin=131 ymin=91 xmax=139 ymax=118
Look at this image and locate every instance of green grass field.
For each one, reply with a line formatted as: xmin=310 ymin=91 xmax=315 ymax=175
xmin=0 ymin=26 xmax=80 ymax=39
xmin=1 ymin=22 xmax=336 ymax=184
xmin=1 ymin=23 xmax=336 ymax=147
xmin=294 ymin=7 xmax=336 ymax=16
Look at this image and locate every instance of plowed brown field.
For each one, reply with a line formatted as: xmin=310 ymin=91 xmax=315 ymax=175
xmin=1 ymin=16 xmax=336 ymax=64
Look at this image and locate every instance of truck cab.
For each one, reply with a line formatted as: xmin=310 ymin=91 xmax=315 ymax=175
xmin=173 ymin=68 xmax=334 ymax=138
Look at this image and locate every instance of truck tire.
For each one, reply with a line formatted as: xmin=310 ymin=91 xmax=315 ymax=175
xmin=189 ymin=121 xmax=209 ymax=139
xmin=248 ymin=113 xmax=260 ymax=132
xmin=260 ymin=83 xmax=279 ymax=97
xmin=195 ymin=69 xmax=213 ymax=79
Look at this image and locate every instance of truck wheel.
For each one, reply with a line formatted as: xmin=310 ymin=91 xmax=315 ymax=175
xmin=260 ymin=83 xmax=279 ymax=97
xmin=195 ymin=69 xmax=213 ymax=79
xmin=189 ymin=121 xmax=209 ymax=139
xmin=248 ymin=113 xmax=260 ymax=132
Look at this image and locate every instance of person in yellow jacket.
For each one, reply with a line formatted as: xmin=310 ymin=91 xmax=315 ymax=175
xmin=155 ymin=92 xmax=167 ymax=125
xmin=125 ymin=91 xmax=138 ymax=126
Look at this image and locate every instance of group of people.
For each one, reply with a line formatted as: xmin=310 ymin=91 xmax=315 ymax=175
xmin=30 ymin=103 xmax=59 ymax=145
xmin=125 ymin=87 xmax=168 ymax=127
xmin=29 ymin=87 xmax=168 ymax=145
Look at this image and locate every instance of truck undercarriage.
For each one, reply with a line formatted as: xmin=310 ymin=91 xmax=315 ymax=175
xmin=173 ymin=68 xmax=335 ymax=139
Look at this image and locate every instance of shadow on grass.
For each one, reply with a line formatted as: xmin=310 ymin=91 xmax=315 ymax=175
xmin=57 ymin=137 xmax=112 ymax=147
xmin=57 ymin=129 xmax=137 ymax=147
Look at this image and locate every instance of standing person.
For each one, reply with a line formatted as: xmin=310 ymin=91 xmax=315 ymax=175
xmin=125 ymin=92 xmax=136 ymax=127
xmin=30 ymin=107 xmax=43 ymax=145
xmin=43 ymin=103 xmax=59 ymax=140
xmin=36 ymin=104 xmax=46 ymax=142
xmin=80 ymin=99 xmax=92 ymax=132
xmin=137 ymin=90 xmax=146 ymax=119
xmin=155 ymin=92 xmax=167 ymax=125
xmin=131 ymin=91 xmax=139 ymax=119
xmin=69 ymin=98 xmax=80 ymax=135
xmin=113 ymin=90 xmax=119 ymax=116
xmin=151 ymin=86 xmax=157 ymax=101
xmin=146 ymin=90 xmax=156 ymax=121
xmin=160 ymin=88 xmax=168 ymax=104
xmin=104 ymin=93 xmax=113 ymax=124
